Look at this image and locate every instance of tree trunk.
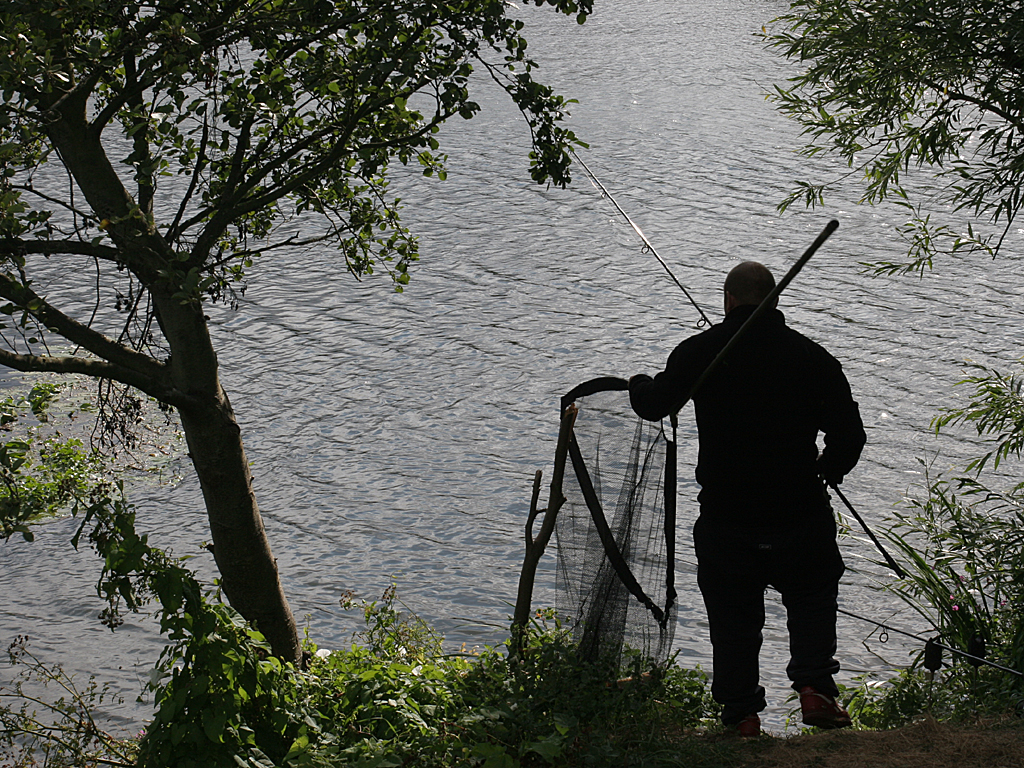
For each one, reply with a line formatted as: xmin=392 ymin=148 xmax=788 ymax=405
xmin=25 ymin=87 xmax=303 ymax=664
xmin=178 ymin=393 xmax=301 ymax=665
xmin=157 ymin=292 xmax=301 ymax=665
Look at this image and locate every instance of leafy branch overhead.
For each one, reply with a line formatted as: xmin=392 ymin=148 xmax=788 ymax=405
xmin=934 ymin=362 xmax=1024 ymax=477
xmin=764 ymin=0 xmax=1024 ymax=272
xmin=0 ymin=0 xmax=589 ymax=384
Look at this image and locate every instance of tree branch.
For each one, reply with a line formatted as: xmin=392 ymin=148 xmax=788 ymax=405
xmin=13 ymin=185 xmax=95 ymax=223
xmin=168 ymin=118 xmax=211 ymax=241
xmin=0 ymin=238 xmax=120 ymax=263
xmin=919 ymin=76 xmax=1024 ymax=134
xmin=186 ymin=28 xmax=444 ymax=256
xmin=0 ymin=272 xmax=165 ymax=380
xmin=0 ymin=348 xmax=195 ymax=410
xmin=124 ymin=51 xmax=155 ymax=218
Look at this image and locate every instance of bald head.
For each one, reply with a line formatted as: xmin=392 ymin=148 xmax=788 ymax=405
xmin=724 ymin=261 xmax=776 ymax=309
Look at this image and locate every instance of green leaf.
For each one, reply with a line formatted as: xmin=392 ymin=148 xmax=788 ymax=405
xmin=202 ymin=707 xmax=227 ymax=743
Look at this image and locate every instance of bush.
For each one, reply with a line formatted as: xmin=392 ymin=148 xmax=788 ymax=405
xmin=294 ymin=600 xmax=715 ymax=767
xmin=856 ymin=475 xmax=1024 ymax=727
xmin=855 ymin=362 xmax=1024 ymax=727
xmin=0 ymin=636 xmax=139 ymax=768
xmin=845 ymin=666 xmax=1018 ymax=730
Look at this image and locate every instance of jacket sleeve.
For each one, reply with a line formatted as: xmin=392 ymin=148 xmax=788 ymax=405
xmin=628 ymin=373 xmax=670 ymax=421
xmin=628 ymin=338 xmax=704 ymax=421
xmin=815 ymin=354 xmax=867 ymax=485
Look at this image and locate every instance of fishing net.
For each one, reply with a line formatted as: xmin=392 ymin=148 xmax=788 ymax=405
xmin=554 ymin=377 xmax=677 ymax=668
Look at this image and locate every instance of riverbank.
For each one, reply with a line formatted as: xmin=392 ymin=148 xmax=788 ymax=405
xmin=5 ymin=602 xmax=1023 ymax=767
xmin=656 ymin=718 xmax=1024 ymax=768
xmin=735 ymin=718 xmax=1024 ymax=768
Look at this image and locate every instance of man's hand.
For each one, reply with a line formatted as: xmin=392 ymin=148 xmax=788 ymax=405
xmin=816 ymin=453 xmax=843 ymax=486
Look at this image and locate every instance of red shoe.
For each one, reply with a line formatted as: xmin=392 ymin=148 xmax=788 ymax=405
xmin=735 ymin=713 xmax=761 ymax=737
xmin=799 ymin=686 xmax=851 ymax=729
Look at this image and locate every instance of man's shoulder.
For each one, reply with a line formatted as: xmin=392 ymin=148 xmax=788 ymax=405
xmin=780 ymin=323 xmax=846 ymax=374
xmin=668 ymin=321 xmax=731 ymax=361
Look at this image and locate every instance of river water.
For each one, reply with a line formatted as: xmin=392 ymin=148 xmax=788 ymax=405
xmin=2 ymin=0 xmax=1022 ymax=733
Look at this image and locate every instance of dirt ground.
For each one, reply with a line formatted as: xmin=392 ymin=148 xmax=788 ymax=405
xmin=738 ymin=718 xmax=1024 ymax=768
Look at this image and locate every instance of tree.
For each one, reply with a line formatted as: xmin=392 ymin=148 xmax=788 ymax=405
xmin=766 ymin=2 xmax=1024 ymax=703
xmin=765 ymin=0 xmax=1024 ymax=273
xmin=0 ymin=0 xmax=591 ymax=664
xmin=765 ymin=0 xmax=1024 ymax=472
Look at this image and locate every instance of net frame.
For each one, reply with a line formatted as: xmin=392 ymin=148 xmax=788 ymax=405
xmin=554 ymin=377 xmax=677 ymax=667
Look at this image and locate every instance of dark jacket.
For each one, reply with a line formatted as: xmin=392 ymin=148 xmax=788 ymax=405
xmin=629 ymin=305 xmax=866 ymax=524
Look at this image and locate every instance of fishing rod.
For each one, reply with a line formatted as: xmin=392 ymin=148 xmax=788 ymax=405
xmin=675 ymin=219 xmax=839 ymax=409
xmin=567 ymin=155 xmax=1018 ymax=680
xmin=653 ymin=217 xmax=902 ymax=579
xmin=569 ymin=148 xmax=713 ymax=328
xmin=828 ymin=481 xmax=906 ymax=579
xmin=571 ymin=149 xmax=898 ymax=580
xmin=837 ymin=607 xmax=1024 ymax=678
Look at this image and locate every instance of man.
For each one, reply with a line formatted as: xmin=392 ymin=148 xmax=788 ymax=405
xmin=628 ymin=261 xmax=866 ymax=736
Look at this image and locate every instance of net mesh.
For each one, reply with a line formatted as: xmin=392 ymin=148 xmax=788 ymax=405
xmin=554 ymin=378 xmax=677 ymax=669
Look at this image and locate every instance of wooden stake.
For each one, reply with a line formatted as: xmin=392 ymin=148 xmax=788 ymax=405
xmin=511 ymin=403 xmax=577 ymax=655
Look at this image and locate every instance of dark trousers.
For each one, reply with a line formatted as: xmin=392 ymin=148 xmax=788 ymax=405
xmin=693 ymin=509 xmax=845 ymax=725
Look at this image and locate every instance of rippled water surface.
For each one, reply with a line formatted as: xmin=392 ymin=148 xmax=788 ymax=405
xmin=2 ymin=0 xmax=1022 ymax=732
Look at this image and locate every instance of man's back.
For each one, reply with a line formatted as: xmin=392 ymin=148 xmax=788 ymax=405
xmin=630 ymin=305 xmax=865 ymax=523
